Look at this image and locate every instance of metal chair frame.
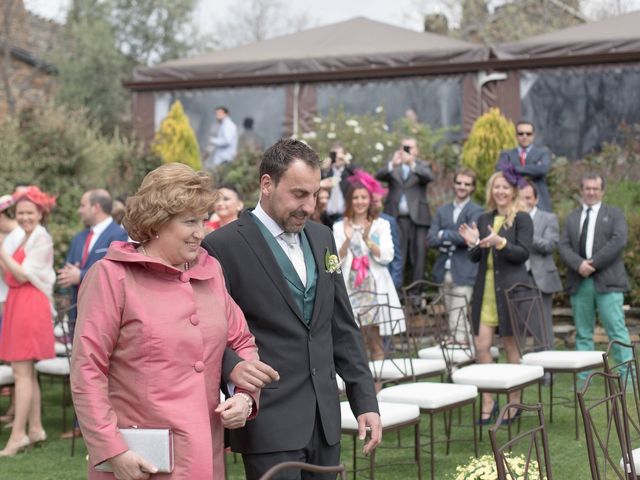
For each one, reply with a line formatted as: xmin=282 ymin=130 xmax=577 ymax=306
xmin=258 ymin=461 xmax=348 ymax=480
xmin=505 ymin=283 xmax=602 ymax=439
xmin=577 ymin=371 xmax=637 ymax=480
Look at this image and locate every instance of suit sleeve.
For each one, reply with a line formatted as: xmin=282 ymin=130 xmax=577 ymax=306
xmin=515 ymin=148 xmax=551 ymax=179
xmin=413 ymin=160 xmax=433 ymax=184
xmin=558 ymin=214 xmax=583 ymax=273
xmin=70 ymin=262 xmax=129 ymax=467
xmin=426 ymin=209 xmax=443 ymax=248
xmin=497 ymin=212 xmax=532 ymax=264
xmin=591 ymin=208 xmax=628 ymax=271
xmin=375 ymin=166 xmax=392 ymax=183
xmin=531 ymin=214 xmax=559 ymax=255
xmin=328 ymin=235 xmax=379 ymax=417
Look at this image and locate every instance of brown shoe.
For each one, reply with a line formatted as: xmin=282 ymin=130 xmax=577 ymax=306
xmin=60 ymin=428 xmax=82 ymax=439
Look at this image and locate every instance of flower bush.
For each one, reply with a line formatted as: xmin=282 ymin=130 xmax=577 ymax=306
xmin=452 ymin=453 xmax=542 ymax=480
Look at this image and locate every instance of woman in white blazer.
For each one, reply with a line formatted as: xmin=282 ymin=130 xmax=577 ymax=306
xmin=333 ymin=171 xmax=405 ymax=360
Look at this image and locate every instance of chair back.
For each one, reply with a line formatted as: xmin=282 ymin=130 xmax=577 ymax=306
xmin=401 ymin=280 xmax=443 ymax=338
xmin=355 ymin=302 xmax=418 ymax=384
xmin=489 ymin=402 xmax=553 ymax=480
xmin=577 ymin=371 xmax=637 ymax=480
xmin=504 ymin=283 xmax=548 ymax=357
xmin=53 ymin=302 xmax=77 ymax=358
xmin=258 ymin=461 xmax=347 ymax=480
xmin=603 ymin=341 xmax=640 ymax=442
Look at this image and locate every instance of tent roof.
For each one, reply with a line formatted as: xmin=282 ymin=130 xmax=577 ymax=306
xmin=495 ymin=10 xmax=640 ymax=59
xmin=131 ymin=17 xmax=488 ymax=87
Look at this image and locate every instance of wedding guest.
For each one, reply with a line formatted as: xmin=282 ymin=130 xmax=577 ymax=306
xmin=0 ymin=186 xmax=56 ymax=456
xmin=333 ymin=171 xmax=405 ymax=360
xmin=71 ymin=163 xmax=269 ymax=479
xmin=311 ymin=187 xmax=332 ymax=227
xmin=459 ymin=167 xmax=533 ymax=423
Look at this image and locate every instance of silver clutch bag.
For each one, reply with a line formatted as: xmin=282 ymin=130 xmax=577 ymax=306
xmin=95 ymin=428 xmax=174 ymax=473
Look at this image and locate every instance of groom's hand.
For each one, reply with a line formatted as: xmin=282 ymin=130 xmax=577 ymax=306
xmin=357 ymin=412 xmax=382 ymax=456
xmin=230 ymin=360 xmax=280 ymax=393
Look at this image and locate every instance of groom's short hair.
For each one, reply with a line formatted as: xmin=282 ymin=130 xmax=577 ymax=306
xmin=260 ymin=138 xmax=321 ymax=185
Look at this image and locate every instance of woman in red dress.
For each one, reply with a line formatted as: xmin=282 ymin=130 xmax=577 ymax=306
xmin=0 ymin=186 xmax=56 ymax=456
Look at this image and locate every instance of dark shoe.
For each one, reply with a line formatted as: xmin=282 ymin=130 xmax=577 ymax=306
xmin=477 ymin=400 xmax=499 ymax=425
xmin=541 ymin=372 xmax=553 ymax=387
xmin=502 ymin=408 xmax=522 ymax=425
xmin=60 ymin=428 xmax=82 ymax=439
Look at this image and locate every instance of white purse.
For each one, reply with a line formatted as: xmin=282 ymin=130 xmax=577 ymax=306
xmin=95 ymin=428 xmax=174 ymax=473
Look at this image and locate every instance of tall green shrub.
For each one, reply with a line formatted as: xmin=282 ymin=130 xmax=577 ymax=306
xmin=153 ymin=100 xmax=202 ymax=170
xmin=461 ymin=108 xmax=516 ymax=201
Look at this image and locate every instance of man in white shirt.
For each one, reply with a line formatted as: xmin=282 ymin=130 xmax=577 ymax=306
xmin=559 ymin=173 xmax=631 ymax=382
xmin=206 ymin=106 xmax=238 ymax=168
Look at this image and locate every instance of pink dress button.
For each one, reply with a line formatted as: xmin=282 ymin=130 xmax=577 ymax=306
xmin=180 ymin=273 xmax=189 ymax=283
xmin=190 ymin=315 xmax=199 ymax=326
xmin=194 ymin=361 xmax=205 ymax=372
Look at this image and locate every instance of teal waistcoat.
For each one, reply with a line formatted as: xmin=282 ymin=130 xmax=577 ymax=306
xmin=253 ymin=215 xmax=317 ymax=326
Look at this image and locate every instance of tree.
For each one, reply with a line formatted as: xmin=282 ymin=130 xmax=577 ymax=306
xmin=461 ymin=108 xmax=516 ymax=201
xmin=213 ymin=0 xmax=313 ymax=49
xmin=152 ymin=100 xmax=202 ymax=170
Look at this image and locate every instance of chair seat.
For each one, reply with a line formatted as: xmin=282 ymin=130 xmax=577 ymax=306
xmin=620 ymin=448 xmax=640 ymax=473
xmin=522 ymin=350 xmax=604 ymax=369
xmin=36 ymin=357 xmax=70 ymax=375
xmin=336 ymin=374 xmax=345 ymax=393
xmin=340 ymin=401 xmax=419 ymax=431
xmin=452 ymin=363 xmax=543 ymax=389
xmin=0 ymin=365 xmax=14 ymax=386
xmin=369 ymin=358 xmax=445 ymax=380
xmin=418 ymin=345 xmax=500 ymax=363
xmin=378 ymin=382 xmax=478 ymax=410
xmin=54 ymin=342 xmax=72 ymax=356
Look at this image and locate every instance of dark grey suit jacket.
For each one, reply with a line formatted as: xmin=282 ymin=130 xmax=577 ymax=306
xmin=375 ymin=160 xmax=433 ymax=226
xmin=427 ymin=200 xmax=483 ymax=286
xmin=498 ymin=146 xmax=552 ymax=212
xmin=558 ymin=203 xmax=629 ymax=295
xmin=529 ymin=209 xmax=563 ymax=294
xmin=202 ymin=211 xmax=378 ymax=454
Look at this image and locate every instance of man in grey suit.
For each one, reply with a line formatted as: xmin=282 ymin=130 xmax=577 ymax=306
xmin=498 ymin=120 xmax=553 ymax=212
xmin=558 ymin=173 xmax=632 ymax=382
xmin=375 ymin=137 xmax=433 ymax=284
xmin=203 ymin=139 xmax=381 ymax=479
xmin=520 ymin=182 xmax=563 ymax=384
xmin=427 ymin=168 xmax=483 ymax=343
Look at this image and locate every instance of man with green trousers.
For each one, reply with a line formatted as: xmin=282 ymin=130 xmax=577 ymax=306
xmin=559 ymin=173 xmax=631 ymax=382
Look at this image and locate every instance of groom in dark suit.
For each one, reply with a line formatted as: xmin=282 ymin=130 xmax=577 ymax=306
xmin=558 ymin=173 xmax=632 ymax=382
xmin=498 ymin=120 xmax=553 ymax=212
xmin=203 ymin=139 xmax=381 ymax=479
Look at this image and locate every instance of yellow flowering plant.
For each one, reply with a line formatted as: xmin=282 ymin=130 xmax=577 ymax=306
xmin=452 ymin=453 xmax=543 ymax=480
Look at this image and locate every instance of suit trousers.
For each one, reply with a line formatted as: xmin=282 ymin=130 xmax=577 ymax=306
xmin=396 ymin=216 xmax=427 ymax=284
xmin=443 ymin=271 xmax=473 ymax=343
xmin=570 ymin=277 xmax=632 ymax=380
xmin=241 ymin=409 xmax=341 ymax=480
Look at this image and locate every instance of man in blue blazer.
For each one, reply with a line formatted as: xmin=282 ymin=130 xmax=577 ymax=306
xmin=58 ymin=189 xmax=128 ymax=339
xmin=427 ymin=168 xmax=483 ymax=343
xmin=498 ymin=120 xmax=553 ymax=212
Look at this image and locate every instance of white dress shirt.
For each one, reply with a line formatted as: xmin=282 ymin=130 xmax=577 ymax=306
xmin=580 ymin=202 xmax=601 ymax=259
xmin=253 ymin=202 xmax=307 ymax=286
xmin=89 ymin=216 xmax=114 ymax=251
xmin=326 ymin=165 xmax=345 ymax=216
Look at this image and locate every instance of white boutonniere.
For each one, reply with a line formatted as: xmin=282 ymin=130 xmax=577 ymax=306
xmin=324 ymin=247 xmax=341 ymax=274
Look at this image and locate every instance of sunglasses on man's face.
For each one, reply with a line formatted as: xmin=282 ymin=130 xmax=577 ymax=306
xmin=517 ymin=131 xmax=533 ymax=136
xmin=455 ymin=181 xmax=473 ymax=187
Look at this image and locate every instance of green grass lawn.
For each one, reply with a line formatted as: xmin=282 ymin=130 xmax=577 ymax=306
xmin=0 ymin=368 xmax=614 ymax=479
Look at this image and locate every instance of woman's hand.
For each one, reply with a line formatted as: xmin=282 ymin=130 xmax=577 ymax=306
xmin=458 ymin=223 xmax=480 ymax=247
xmin=362 ymin=219 xmax=372 ymax=240
xmin=478 ymin=225 xmax=505 ymax=249
xmin=215 ymin=395 xmax=252 ymax=429
xmin=109 ymin=450 xmax=158 ymax=480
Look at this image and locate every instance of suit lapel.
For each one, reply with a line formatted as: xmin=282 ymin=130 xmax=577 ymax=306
xmin=305 ymin=225 xmax=329 ymax=329
xmin=237 ymin=212 xmax=305 ymax=324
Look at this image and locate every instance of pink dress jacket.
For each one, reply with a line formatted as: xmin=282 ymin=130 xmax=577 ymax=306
xmin=70 ymin=242 xmax=259 ymax=480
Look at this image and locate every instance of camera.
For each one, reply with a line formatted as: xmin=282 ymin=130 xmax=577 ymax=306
xmin=403 ymin=145 xmax=411 ymax=154
xmin=329 ymin=151 xmax=337 ymax=163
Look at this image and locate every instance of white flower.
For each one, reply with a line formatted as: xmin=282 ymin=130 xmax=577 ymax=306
xmin=345 ymin=153 xmax=353 ymax=163
xmin=375 ymin=105 xmax=384 ymax=113
xmin=327 ymin=132 xmax=336 ymax=139
xmin=301 ymin=131 xmax=317 ymax=139
xmin=383 ymin=124 xmax=389 ymax=131
xmin=345 ymin=119 xmax=359 ymax=127
xmin=372 ymin=155 xmax=381 ymax=163
xmin=353 ymin=126 xmax=362 ymax=134
xmin=329 ymin=122 xmax=335 ymax=131
xmin=375 ymin=142 xmax=384 ymax=151
xmin=313 ymin=116 xmax=322 ymax=123
xmin=386 ymin=140 xmax=393 ymax=146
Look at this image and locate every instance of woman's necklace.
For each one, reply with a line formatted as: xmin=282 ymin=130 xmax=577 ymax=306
xmin=139 ymin=244 xmax=190 ymax=272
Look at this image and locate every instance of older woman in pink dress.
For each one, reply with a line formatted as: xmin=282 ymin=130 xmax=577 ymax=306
xmin=71 ymin=164 xmax=276 ymax=480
